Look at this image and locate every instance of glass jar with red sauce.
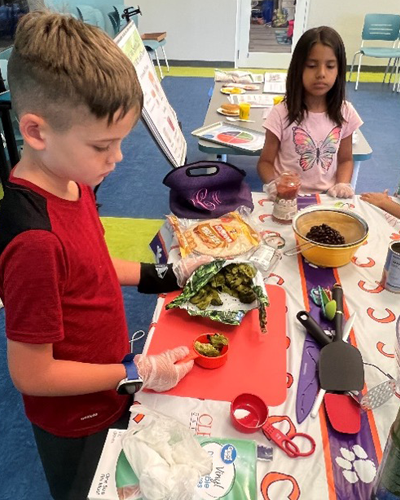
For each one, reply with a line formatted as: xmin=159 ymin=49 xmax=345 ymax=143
xmin=272 ymin=172 xmax=301 ymax=224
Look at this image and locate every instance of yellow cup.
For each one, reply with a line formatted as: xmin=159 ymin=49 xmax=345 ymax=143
xmin=273 ymin=95 xmax=284 ymax=106
xmin=239 ymin=102 xmax=251 ymax=120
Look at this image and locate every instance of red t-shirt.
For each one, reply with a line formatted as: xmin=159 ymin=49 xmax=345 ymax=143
xmin=0 ymin=174 xmax=130 ymax=437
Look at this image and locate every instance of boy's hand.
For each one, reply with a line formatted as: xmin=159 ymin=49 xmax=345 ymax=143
xmin=134 ymin=347 xmax=194 ymax=392
xmin=360 ymin=190 xmax=390 ymax=209
xmin=327 ymin=183 xmax=354 ymax=199
xmin=172 ymin=255 xmax=214 ymax=287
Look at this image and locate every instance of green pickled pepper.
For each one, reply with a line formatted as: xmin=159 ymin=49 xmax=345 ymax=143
xmin=371 ymin=407 xmax=400 ymax=499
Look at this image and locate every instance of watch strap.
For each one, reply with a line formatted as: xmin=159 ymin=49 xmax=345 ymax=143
xmin=121 ymin=353 xmax=141 ymax=381
xmin=117 ymin=354 xmax=143 ymax=395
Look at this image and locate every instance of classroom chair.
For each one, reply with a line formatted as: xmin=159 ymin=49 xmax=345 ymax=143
xmin=119 ymin=6 xmax=169 ymax=80
xmin=75 ymin=5 xmax=106 ymax=31
xmin=348 ymin=13 xmax=400 ymax=91
xmin=107 ymin=6 xmax=121 ymax=36
xmin=141 ymin=33 xmax=169 ymax=80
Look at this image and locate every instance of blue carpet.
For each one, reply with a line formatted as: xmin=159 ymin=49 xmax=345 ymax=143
xmin=96 ymin=77 xmax=213 ymax=219
xmin=0 ymin=310 xmax=49 ymax=500
xmin=346 ymin=82 xmax=400 ymax=194
xmin=0 ymin=77 xmax=399 ymax=500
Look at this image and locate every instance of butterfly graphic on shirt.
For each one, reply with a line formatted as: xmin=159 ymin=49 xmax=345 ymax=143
xmin=292 ymin=126 xmax=341 ymax=172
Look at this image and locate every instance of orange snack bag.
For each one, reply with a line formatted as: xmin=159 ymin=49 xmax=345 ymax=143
xmin=168 ymin=212 xmax=261 ymax=258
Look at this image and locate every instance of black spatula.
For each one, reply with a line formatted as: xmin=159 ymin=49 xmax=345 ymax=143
xmin=319 ymin=284 xmax=364 ymax=392
xmin=296 ymin=311 xmax=332 ymax=345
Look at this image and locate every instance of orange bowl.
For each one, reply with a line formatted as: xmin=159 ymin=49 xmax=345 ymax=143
xmin=291 ymin=206 xmax=369 ymax=267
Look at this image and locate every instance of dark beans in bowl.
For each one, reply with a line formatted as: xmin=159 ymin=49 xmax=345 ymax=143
xmin=306 ymin=224 xmax=345 ymax=245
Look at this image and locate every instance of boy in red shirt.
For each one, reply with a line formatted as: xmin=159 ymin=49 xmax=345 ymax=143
xmin=0 ymin=11 xmax=194 ymax=500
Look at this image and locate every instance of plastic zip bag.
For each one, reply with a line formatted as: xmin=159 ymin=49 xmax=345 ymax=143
xmin=122 ymin=405 xmax=212 ymax=500
xmin=166 ymin=259 xmax=269 ymax=332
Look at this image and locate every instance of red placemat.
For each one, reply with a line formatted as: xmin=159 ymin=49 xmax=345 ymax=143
xmin=146 ymin=284 xmax=287 ymax=406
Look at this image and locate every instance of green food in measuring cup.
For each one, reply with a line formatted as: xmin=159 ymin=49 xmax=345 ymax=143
xmin=195 ymin=333 xmax=229 ymax=357
xmin=208 ymin=333 xmax=229 ymax=350
xmin=194 ymin=341 xmax=221 ymax=357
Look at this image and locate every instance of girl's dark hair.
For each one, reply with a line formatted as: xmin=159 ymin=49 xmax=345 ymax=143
xmin=285 ymin=26 xmax=346 ymax=126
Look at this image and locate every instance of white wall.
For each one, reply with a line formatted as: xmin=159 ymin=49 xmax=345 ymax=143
xmin=124 ymin=0 xmax=400 ymax=66
xmin=307 ymin=0 xmax=400 ymax=66
xmin=124 ymin=0 xmax=238 ymax=63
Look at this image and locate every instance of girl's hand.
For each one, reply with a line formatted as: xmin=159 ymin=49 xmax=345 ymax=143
xmin=327 ymin=183 xmax=354 ymax=199
xmin=262 ymin=179 xmax=277 ymax=201
xmin=360 ymin=190 xmax=390 ymax=209
xmin=134 ymin=347 xmax=194 ymax=392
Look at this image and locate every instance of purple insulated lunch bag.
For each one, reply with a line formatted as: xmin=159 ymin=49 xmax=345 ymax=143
xmin=162 ymin=161 xmax=254 ymax=219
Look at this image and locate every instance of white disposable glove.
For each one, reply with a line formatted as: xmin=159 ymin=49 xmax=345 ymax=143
xmin=135 ymin=346 xmax=194 ymax=392
xmin=327 ymin=183 xmax=354 ymax=199
xmin=172 ymin=255 xmax=214 ymax=287
xmin=262 ymin=180 xmax=277 ymax=201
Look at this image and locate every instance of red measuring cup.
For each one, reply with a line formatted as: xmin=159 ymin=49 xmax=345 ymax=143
xmin=177 ymin=334 xmax=229 ymax=369
xmin=230 ymin=393 xmax=316 ymax=458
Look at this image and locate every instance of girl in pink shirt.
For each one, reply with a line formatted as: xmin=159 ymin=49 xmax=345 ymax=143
xmin=257 ymin=26 xmax=363 ymax=198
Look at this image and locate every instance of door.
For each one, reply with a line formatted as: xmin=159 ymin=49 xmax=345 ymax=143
xmin=235 ymin=0 xmax=311 ymax=69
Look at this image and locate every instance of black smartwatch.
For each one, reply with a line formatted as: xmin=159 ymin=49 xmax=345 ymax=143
xmin=116 ymin=353 xmax=144 ymax=395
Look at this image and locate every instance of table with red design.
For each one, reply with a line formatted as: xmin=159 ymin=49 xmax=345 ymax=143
xmin=142 ymin=193 xmax=400 ymax=499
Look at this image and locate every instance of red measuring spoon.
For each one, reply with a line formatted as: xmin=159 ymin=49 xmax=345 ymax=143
xmin=230 ymin=393 xmax=316 ymax=458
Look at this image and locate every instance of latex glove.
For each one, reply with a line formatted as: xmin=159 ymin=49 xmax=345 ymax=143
xmin=327 ymin=183 xmax=354 ymax=199
xmin=262 ymin=180 xmax=277 ymax=201
xmin=135 ymin=346 xmax=194 ymax=392
xmin=172 ymin=255 xmax=214 ymax=287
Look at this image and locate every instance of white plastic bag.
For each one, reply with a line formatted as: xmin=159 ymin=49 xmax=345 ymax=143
xmin=122 ymin=405 xmax=212 ymax=500
xmin=214 ymin=69 xmax=254 ymax=84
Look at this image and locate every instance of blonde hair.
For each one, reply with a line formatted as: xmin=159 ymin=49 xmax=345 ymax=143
xmin=8 ymin=10 xmax=143 ymax=130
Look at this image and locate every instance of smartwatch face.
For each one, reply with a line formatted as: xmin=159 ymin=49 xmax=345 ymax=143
xmin=117 ymin=379 xmax=143 ymax=395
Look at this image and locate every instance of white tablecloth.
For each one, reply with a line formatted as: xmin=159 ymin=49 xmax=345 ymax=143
xmin=142 ymin=194 xmax=400 ymax=499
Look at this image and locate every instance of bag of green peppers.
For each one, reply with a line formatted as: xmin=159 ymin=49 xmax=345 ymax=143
xmin=166 ymin=259 xmax=269 ymax=332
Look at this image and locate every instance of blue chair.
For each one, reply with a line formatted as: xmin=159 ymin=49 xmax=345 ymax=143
xmin=141 ymin=33 xmax=169 ymax=80
xmin=107 ymin=5 xmax=131 ymax=37
xmin=75 ymin=5 xmax=106 ymax=31
xmin=348 ymin=14 xmax=400 ymax=91
xmin=107 ymin=6 xmax=121 ymax=36
xmin=121 ymin=5 xmax=169 ymax=80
